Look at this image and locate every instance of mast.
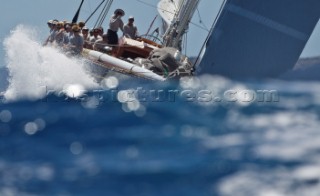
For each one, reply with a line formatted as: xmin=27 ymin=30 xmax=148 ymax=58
xmin=159 ymin=0 xmax=201 ymax=50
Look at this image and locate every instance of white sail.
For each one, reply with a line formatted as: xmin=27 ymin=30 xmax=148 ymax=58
xmin=158 ymin=0 xmax=201 ymax=49
xmin=157 ymin=0 xmax=183 ymax=27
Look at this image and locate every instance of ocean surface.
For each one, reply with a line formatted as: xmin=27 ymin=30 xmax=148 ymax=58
xmin=1 ymin=26 xmax=320 ymax=196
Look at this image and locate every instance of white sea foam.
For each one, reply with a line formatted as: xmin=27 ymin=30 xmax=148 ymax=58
xmin=2 ymin=25 xmax=98 ymax=101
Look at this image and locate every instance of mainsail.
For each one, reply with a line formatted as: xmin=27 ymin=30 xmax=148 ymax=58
xmin=198 ymin=0 xmax=320 ymax=78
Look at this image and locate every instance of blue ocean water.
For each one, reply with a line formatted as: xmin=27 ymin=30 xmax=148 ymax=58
xmin=1 ymin=26 xmax=320 ymax=196
xmin=1 ymin=78 xmax=320 ymax=196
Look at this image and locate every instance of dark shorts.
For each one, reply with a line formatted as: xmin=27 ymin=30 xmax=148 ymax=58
xmin=107 ymin=29 xmax=118 ymax=45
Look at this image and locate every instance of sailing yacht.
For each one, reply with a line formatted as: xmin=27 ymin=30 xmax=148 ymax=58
xmin=72 ymin=0 xmax=199 ymax=81
xmin=67 ymin=0 xmax=320 ymax=81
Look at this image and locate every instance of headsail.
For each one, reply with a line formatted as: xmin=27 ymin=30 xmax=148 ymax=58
xmin=157 ymin=0 xmax=182 ymax=27
xmin=198 ymin=0 xmax=320 ymax=78
xmin=158 ymin=0 xmax=201 ymax=50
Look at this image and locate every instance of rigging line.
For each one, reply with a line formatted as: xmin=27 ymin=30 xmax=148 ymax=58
xmin=189 ymin=21 xmax=209 ymax=32
xmin=99 ymin=0 xmax=113 ymax=27
xmin=146 ymin=15 xmax=158 ymax=35
xmin=85 ymin=0 xmax=106 ymax=24
xmin=94 ymin=0 xmax=109 ymax=28
xmin=98 ymin=0 xmax=112 ymax=27
xmin=95 ymin=1 xmax=109 ymax=27
xmin=196 ymin=8 xmax=209 ymax=31
xmin=103 ymin=0 xmax=113 ymax=24
xmin=194 ymin=0 xmax=228 ymax=68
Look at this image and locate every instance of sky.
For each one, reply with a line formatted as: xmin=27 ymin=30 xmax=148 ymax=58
xmin=1 ymin=0 xmax=320 ymax=68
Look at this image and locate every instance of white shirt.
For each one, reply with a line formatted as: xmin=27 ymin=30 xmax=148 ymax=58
xmin=90 ymin=35 xmax=102 ymax=44
xmin=123 ymin=24 xmax=138 ymax=39
xmin=109 ymin=15 xmax=124 ymax=32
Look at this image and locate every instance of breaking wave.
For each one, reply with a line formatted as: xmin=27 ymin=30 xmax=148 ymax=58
xmin=2 ymin=25 xmax=98 ymax=101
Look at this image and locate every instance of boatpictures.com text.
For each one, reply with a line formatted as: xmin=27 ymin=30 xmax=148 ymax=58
xmin=39 ymin=87 xmax=280 ymax=104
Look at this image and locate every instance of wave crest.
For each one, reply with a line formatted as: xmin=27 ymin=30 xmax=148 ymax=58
xmin=3 ymin=25 xmax=98 ymax=101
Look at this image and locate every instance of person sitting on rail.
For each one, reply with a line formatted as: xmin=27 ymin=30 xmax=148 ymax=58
xmin=93 ymin=34 xmax=110 ymax=53
xmin=89 ymin=28 xmax=94 ymax=37
xmin=81 ymin=26 xmax=91 ymax=49
xmin=47 ymin=20 xmax=54 ymax=33
xmin=63 ymin=23 xmax=72 ymax=45
xmin=44 ymin=19 xmax=58 ymax=46
xmin=65 ymin=25 xmax=84 ymax=56
xmin=123 ymin=16 xmax=138 ymax=39
xmin=96 ymin=27 xmax=104 ymax=37
xmin=78 ymin=21 xmax=86 ymax=30
xmin=89 ymin=28 xmax=102 ymax=49
xmin=55 ymin=22 xmax=66 ymax=47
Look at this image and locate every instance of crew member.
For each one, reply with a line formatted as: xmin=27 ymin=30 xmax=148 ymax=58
xmin=96 ymin=27 xmax=104 ymax=37
xmin=89 ymin=28 xmax=102 ymax=49
xmin=63 ymin=23 xmax=72 ymax=45
xmin=106 ymin=9 xmax=125 ymax=45
xmin=81 ymin=26 xmax=90 ymax=49
xmin=66 ymin=25 xmax=84 ymax=55
xmin=123 ymin=16 xmax=138 ymax=39
xmin=44 ymin=19 xmax=58 ymax=46
xmin=93 ymin=34 xmax=109 ymax=52
xmin=78 ymin=21 xmax=85 ymax=30
xmin=55 ymin=22 xmax=65 ymax=47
